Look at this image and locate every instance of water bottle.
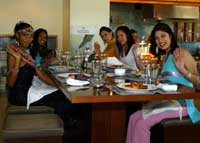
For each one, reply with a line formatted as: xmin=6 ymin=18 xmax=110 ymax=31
xmin=83 ymin=47 xmax=92 ymax=72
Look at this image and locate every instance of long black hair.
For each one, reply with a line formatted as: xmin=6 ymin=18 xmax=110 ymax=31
xmin=116 ymin=26 xmax=135 ymax=57
xmin=30 ymin=28 xmax=48 ymax=59
xmin=99 ymin=26 xmax=112 ymax=35
xmin=150 ymin=23 xmax=178 ymax=58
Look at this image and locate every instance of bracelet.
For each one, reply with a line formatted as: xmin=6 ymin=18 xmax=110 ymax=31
xmin=187 ymin=71 xmax=192 ymax=78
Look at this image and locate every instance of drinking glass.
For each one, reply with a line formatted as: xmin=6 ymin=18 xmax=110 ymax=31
xmin=90 ymin=74 xmax=104 ymax=88
xmin=91 ymin=60 xmax=104 ymax=88
xmin=65 ymin=51 xmax=71 ymax=66
xmin=55 ymin=49 xmax=62 ymax=60
xmin=100 ymin=54 xmax=107 ymax=67
xmin=92 ymin=60 xmax=102 ymax=77
xmin=74 ymin=55 xmax=82 ymax=72
xmin=141 ymin=59 xmax=151 ymax=78
xmin=151 ymin=63 xmax=159 ymax=80
xmin=55 ymin=49 xmax=63 ymax=65
xmin=61 ymin=54 xmax=67 ymax=65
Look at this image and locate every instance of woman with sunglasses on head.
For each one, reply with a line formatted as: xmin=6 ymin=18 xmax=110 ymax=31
xmin=7 ymin=22 xmax=82 ymax=130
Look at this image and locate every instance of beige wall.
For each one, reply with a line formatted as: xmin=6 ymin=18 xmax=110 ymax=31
xmin=0 ymin=0 xmax=63 ymax=50
xmin=70 ymin=0 xmax=109 ymax=26
xmin=70 ymin=0 xmax=110 ymax=53
xmin=0 ymin=0 xmax=110 ymax=51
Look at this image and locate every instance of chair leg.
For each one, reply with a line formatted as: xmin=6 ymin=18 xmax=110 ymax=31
xmin=4 ymin=136 xmax=63 ymax=143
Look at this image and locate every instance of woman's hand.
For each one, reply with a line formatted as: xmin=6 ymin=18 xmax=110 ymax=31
xmin=173 ymin=48 xmax=187 ymax=74
xmin=7 ymin=46 xmax=21 ymax=61
xmin=194 ymin=99 xmax=200 ymax=111
xmin=93 ymin=42 xmax=101 ymax=55
xmin=132 ymin=43 xmax=139 ymax=57
xmin=132 ymin=44 xmax=144 ymax=71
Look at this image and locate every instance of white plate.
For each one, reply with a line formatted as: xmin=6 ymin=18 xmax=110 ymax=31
xmin=57 ymin=72 xmax=90 ymax=78
xmin=49 ymin=65 xmax=71 ymax=71
xmin=116 ymin=83 xmax=158 ymax=93
xmin=107 ymin=64 xmax=129 ymax=69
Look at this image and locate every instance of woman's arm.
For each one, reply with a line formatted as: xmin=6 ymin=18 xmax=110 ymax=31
xmin=174 ymin=48 xmax=200 ymax=110
xmin=7 ymin=46 xmax=21 ymax=87
xmin=173 ymin=48 xmax=200 ymax=87
xmin=132 ymin=44 xmax=144 ymax=71
xmin=35 ymin=67 xmax=55 ymax=86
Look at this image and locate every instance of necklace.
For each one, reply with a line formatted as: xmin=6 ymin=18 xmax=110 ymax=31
xmin=14 ymin=42 xmax=35 ymax=66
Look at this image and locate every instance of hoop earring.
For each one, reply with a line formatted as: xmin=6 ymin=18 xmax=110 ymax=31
xmin=15 ymin=41 xmax=20 ymax=47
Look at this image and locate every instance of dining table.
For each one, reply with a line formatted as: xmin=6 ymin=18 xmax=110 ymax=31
xmin=48 ymin=67 xmax=200 ymax=143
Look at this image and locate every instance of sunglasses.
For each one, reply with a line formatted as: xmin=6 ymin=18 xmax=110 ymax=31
xmin=18 ymin=28 xmax=33 ymax=35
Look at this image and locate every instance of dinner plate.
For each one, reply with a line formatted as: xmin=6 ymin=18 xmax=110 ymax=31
xmin=116 ymin=83 xmax=158 ymax=93
xmin=48 ymin=65 xmax=71 ymax=72
xmin=57 ymin=72 xmax=90 ymax=78
xmin=107 ymin=64 xmax=129 ymax=69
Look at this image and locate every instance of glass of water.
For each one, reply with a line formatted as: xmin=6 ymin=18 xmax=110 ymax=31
xmin=90 ymin=60 xmax=104 ymax=88
xmin=74 ymin=55 xmax=83 ymax=72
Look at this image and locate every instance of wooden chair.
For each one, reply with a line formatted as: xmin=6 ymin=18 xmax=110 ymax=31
xmin=2 ymin=113 xmax=64 ymax=143
xmin=151 ymin=117 xmax=200 ymax=143
xmin=0 ymin=93 xmax=64 ymax=143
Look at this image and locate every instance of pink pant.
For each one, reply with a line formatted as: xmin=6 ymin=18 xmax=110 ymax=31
xmin=126 ymin=106 xmax=188 ymax=143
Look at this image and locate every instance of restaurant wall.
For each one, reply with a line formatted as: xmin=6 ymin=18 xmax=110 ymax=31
xmin=70 ymin=0 xmax=110 ymax=54
xmin=0 ymin=0 xmax=63 ymax=50
xmin=110 ymin=3 xmax=173 ymax=41
xmin=110 ymin=3 xmax=200 ymax=54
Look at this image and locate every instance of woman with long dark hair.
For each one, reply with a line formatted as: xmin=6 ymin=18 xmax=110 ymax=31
xmin=94 ymin=26 xmax=119 ymax=58
xmin=126 ymin=23 xmax=199 ymax=143
xmin=30 ymin=28 xmax=52 ymax=65
xmin=116 ymin=26 xmax=143 ymax=70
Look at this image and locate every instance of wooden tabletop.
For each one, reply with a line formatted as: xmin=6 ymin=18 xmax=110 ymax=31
xmin=51 ymin=74 xmax=200 ymax=104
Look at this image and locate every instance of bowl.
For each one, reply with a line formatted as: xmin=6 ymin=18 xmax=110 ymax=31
xmin=114 ymin=68 xmax=126 ymax=76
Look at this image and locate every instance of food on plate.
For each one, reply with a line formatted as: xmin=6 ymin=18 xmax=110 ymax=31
xmin=124 ymin=82 xmax=148 ymax=89
xmin=68 ymin=73 xmax=86 ymax=78
xmin=111 ymin=65 xmax=124 ymax=68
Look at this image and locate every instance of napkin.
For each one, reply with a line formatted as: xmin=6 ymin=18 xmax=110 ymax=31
xmin=142 ymin=100 xmax=182 ymax=119
xmin=67 ymin=86 xmax=90 ymax=92
xmin=157 ymin=83 xmax=178 ymax=92
xmin=66 ymin=78 xmax=90 ymax=86
xmin=27 ymin=76 xmax=58 ymax=109
xmin=107 ymin=57 xmax=124 ymax=66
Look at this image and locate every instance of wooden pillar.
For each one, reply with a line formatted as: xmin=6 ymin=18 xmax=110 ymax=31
xmin=63 ymin=0 xmax=70 ymax=51
xmin=91 ymin=103 xmax=126 ymax=143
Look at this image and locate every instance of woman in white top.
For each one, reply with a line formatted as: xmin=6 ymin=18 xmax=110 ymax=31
xmin=116 ymin=26 xmax=143 ymax=71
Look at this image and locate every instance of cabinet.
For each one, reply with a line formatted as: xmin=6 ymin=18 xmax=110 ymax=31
xmin=110 ymin=0 xmax=200 ymax=6
xmin=175 ymin=22 xmax=200 ymax=42
xmin=176 ymin=0 xmax=200 ymax=2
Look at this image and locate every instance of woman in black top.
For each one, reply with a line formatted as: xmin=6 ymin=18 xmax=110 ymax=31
xmin=7 ymin=21 xmax=80 ymax=126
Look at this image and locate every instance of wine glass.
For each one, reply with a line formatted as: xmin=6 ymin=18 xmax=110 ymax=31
xmin=65 ymin=51 xmax=71 ymax=66
xmin=141 ymin=58 xmax=152 ymax=83
xmin=74 ymin=55 xmax=82 ymax=72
